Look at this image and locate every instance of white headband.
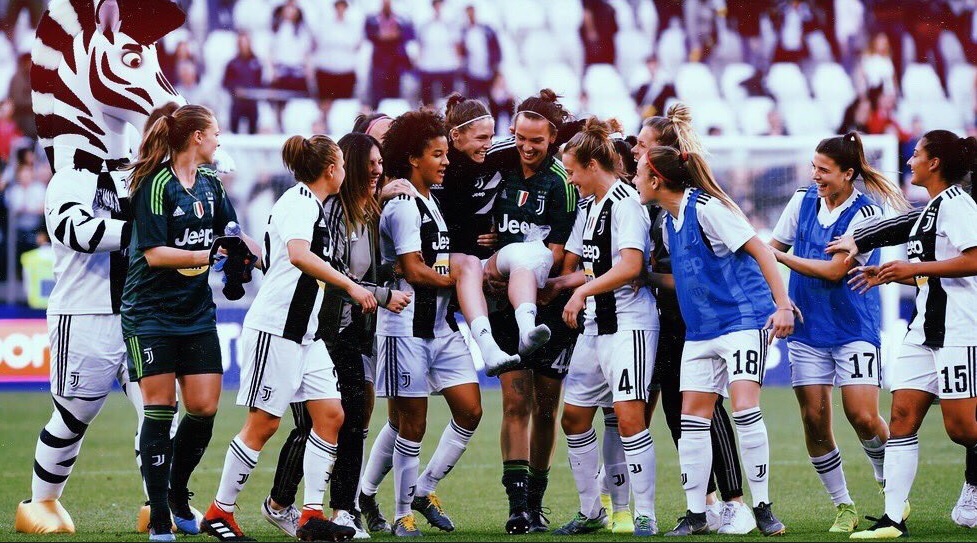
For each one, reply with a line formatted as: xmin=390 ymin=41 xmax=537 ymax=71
xmin=453 ymin=114 xmax=493 ymax=130
xmin=515 ymin=110 xmax=558 ymax=129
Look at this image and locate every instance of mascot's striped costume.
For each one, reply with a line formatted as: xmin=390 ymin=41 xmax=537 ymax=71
xmin=14 ymin=0 xmax=197 ymax=534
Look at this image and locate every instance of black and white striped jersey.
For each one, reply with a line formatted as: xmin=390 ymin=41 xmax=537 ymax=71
xmin=566 ymin=181 xmax=658 ymax=336
xmin=244 ymin=184 xmax=335 ymax=345
xmin=905 ymin=185 xmax=977 ymax=348
xmin=45 ymin=166 xmax=132 ymax=315
xmin=378 ymin=188 xmax=456 ymax=339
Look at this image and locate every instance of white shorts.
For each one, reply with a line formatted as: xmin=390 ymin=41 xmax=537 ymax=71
xmin=363 ymin=337 xmax=378 ymax=386
xmin=237 ymin=328 xmax=341 ymax=418
xmin=890 ymin=342 xmax=977 ymax=400
xmin=788 ymin=340 xmax=882 ymax=388
xmin=681 ymin=329 xmax=770 ymax=395
xmin=375 ymin=333 xmax=478 ymax=398
xmin=564 ymin=330 xmax=658 ymax=409
xmin=48 ymin=314 xmax=128 ymax=398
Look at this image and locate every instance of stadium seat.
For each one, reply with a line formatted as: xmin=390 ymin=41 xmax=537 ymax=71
xmin=202 ymin=30 xmax=239 ymax=81
xmin=779 ymin=100 xmax=831 ymax=135
xmin=675 ymin=62 xmax=721 ymax=103
xmin=548 ymin=0 xmax=583 ymax=35
xmin=583 ymin=64 xmax=629 ymax=101
xmin=810 ymin=63 xmax=856 ymax=106
xmin=898 ymin=99 xmax=965 ymax=133
xmin=521 ymin=30 xmax=563 ymax=74
xmin=499 ymin=62 xmax=537 ymax=101
xmin=615 ymin=28 xmax=654 ymax=84
xmin=688 ymin=99 xmax=738 ymax=135
xmin=901 ymin=63 xmax=946 ymax=102
xmin=377 ymin=98 xmax=411 ymax=118
xmin=538 ymin=63 xmax=581 ymax=104
xmin=720 ymin=62 xmax=756 ymax=103
xmin=939 ymin=30 xmax=967 ymax=68
xmin=589 ymin=96 xmax=640 ymax=135
xmin=161 ymin=27 xmax=192 ymax=56
xmin=282 ymin=99 xmax=321 ymax=136
xmin=501 ymin=0 xmax=546 ymax=41
xmin=327 ymin=99 xmax=363 ymax=137
xmin=765 ymin=63 xmax=811 ymax=101
xmin=947 ymin=63 xmax=976 ymax=114
xmin=233 ymin=0 xmax=274 ymax=35
xmin=737 ymin=96 xmax=776 ymax=136
xmin=656 ymin=20 xmax=687 ymax=75
xmin=805 ymin=30 xmax=835 ymax=64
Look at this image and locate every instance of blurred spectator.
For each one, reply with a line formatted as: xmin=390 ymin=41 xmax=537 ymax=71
xmin=837 ymin=95 xmax=871 ymax=133
xmin=6 ymin=162 xmax=45 ymax=260
xmin=632 ymin=55 xmax=676 ymax=117
xmin=0 ymin=99 xmax=21 ymax=169
xmin=207 ymin=0 xmax=237 ymax=32
xmin=908 ymin=0 xmax=949 ymax=86
xmin=727 ymin=0 xmax=774 ymax=70
xmin=773 ymin=0 xmax=813 ymax=63
xmin=2 ymin=0 xmax=42 ymax=41
xmin=855 ymin=32 xmax=897 ymax=95
xmin=19 ymin=225 xmax=52 ymax=309
xmin=581 ymin=0 xmax=619 ymax=67
xmin=222 ymin=32 xmax=263 ymax=134
xmin=270 ymin=0 xmax=313 ymax=94
xmin=1 ymin=141 xmax=35 ymax=189
xmin=865 ymin=0 xmax=907 ymax=79
xmin=762 ymin=109 xmax=789 ymax=136
xmin=161 ymin=40 xmax=201 ymax=86
xmin=683 ymin=0 xmax=720 ymax=62
xmin=7 ymin=53 xmax=35 ymax=140
xmin=366 ymin=0 xmax=415 ymax=108
xmin=313 ymin=0 xmax=364 ymax=109
xmin=174 ymin=61 xmax=208 ymax=110
xmin=460 ymin=2 xmax=502 ymax=104
xmin=865 ymin=91 xmax=908 ymax=139
xmin=489 ymin=73 xmax=515 ymax=132
xmin=834 ymin=0 xmax=866 ymax=72
xmin=415 ymin=0 xmax=461 ymax=107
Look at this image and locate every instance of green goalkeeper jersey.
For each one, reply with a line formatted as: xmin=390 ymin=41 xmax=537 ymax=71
xmin=492 ymin=154 xmax=578 ymax=249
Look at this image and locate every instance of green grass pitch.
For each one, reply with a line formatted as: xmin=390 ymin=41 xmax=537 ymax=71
xmin=0 ymin=388 xmax=973 ymax=541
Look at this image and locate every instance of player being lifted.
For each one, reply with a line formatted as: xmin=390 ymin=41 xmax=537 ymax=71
xmin=121 ymin=105 xmax=258 ymax=542
xmin=768 ymin=132 xmax=908 ymax=533
xmin=544 ymin=118 xmax=660 ymax=536
xmin=634 ymin=145 xmax=792 ymax=537
xmin=372 ymin=110 xmax=484 ymax=537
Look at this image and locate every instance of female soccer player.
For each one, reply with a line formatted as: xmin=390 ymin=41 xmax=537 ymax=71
xmin=353 ymin=113 xmax=393 ymax=144
xmin=261 ymin=133 xmax=410 ymax=538
xmin=374 ymin=110 xmax=483 ymax=537
xmin=840 ymin=132 xmax=977 ymax=539
xmin=631 ymin=105 xmax=750 ymax=534
xmin=768 ymin=132 xmax=907 ymax=533
xmin=546 ymin=118 xmax=660 ymax=536
xmin=633 ymin=145 xmax=793 ymax=537
xmin=122 ymin=105 xmax=257 ymax=541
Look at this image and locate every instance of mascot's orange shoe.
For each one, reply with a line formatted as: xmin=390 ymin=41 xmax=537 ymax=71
xmin=15 ymin=499 xmax=75 ymax=534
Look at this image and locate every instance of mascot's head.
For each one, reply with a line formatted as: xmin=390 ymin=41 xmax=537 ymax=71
xmin=31 ymin=0 xmax=187 ymax=171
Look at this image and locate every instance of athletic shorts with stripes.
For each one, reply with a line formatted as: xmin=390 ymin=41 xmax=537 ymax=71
xmin=237 ymin=328 xmax=340 ymax=418
xmin=125 ymin=330 xmax=222 ymax=382
xmin=788 ymin=340 xmax=882 ymax=388
xmin=49 ymin=314 xmax=129 ymax=398
xmin=563 ymin=330 xmax=658 ymax=409
xmin=375 ymin=333 xmax=477 ymax=398
xmin=890 ymin=342 xmax=977 ymax=400
xmin=680 ymin=329 xmax=770 ymax=396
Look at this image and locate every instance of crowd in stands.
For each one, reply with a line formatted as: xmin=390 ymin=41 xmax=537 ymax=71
xmin=0 ymin=0 xmax=976 ymax=302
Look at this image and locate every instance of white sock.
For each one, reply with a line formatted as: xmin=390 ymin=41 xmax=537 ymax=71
xmin=416 ymin=420 xmax=474 ymax=497
xmin=602 ymin=413 xmax=631 ymax=512
xmin=621 ymin=429 xmax=656 ymax=519
xmin=733 ymin=408 xmax=770 ymax=506
xmin=470 ymin=316 xmax=501 ymax=355
xmin=302 ymin=432 xmax=338 ymax=509
xmin=810 ymin=448 xmax=851 ymax=506
xmin=31 ymin=395 xmax=106 ymax=501
xmin=678 ymin=415 xmax=712 ymax=514
xmin=567 ymin=428 xmax=602 ymax=518
xmin=883 ymin=435 xmax=918 ymax=521
xmin=861 ymin=435 xmax=886 ymax=484
xmin=215 ymin=436 xmax=260 ymax=513
xmin=361 ymin=422 xmax=398 ymax=496
xmin=393 ymin=436 xmax=422 ymax=519
xmin=514 ymin=303 xmax=539 ymax=338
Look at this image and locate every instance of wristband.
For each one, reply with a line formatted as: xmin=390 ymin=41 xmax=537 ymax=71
xmin=776 ymin=307 xmax=793 ymax=312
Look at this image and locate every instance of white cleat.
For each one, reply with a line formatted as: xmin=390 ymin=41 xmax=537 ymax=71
xmin=705 ymin=501 xmax=725 ymax=533
xmin=952 ymin=482 xmax=977 ymax=528
xmin=333 ymin=509 xmax=371 ymax=539
xmin=261 ymin=496 xmax=300 ymax=538
xmin=483 ymin=348 xmax=521 ymax=378
xmin=518 ymin=324 xmax=551 ymax=357
xmin=717 ymin=501 xmax=757 ymax=535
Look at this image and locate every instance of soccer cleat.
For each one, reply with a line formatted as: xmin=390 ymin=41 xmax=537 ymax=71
xmin=518 ymin=324 xmax=551 ymax=357
xmin=149 ymin=527 xmax=176 ymax=542
xmin=830 ymin=503 xmax=860 ymax=533
xmin=261 ymin=496 xmax=300 ymax=538
xmin=14 ymin=499 xmax=76 ymax=534
xmin=201 ymin=502 xmax=256 ymax=541
xmin=352 ymin=511 xmax=371 ymax=539
xmin=611 ymin=510 xmax=635 ymax=534
xmin=333 ymin=510 xmax=370 ymax=540
xmin=411 ymin=493 xmax=455 ymax=532
xmin=902 ymin=500 xmax=911 ymax=521
xmin=138 ymin=502 xmax=176 ymax=534
xmin=297 ymin=508 xmax=356 ymax=542
xmin=505 ymin=510 xmax=532 ymax=535
xmin=482 ymin=348 xmax=522 ymax=378
xmin=552 ymin=509 xmax=608 ymax=535
xmin=718 ymin=501 xmax=757 ymax=535
xmin=952 ymin=483 xmax=977 ymax=528
xmin=664 ymin=511 xmax=709 ymax=536
xmin=358 ymin=492 xmax=391 ymax=534
xmin=528 ymin=507 xmax=551 ymax=533
xmin=633 ymin=515 xmax=658 ymax=536
xmin=391 ymin=514 xmax=423 ymax=537
xmin=599 ymin=494 xmax=612 ymax=521
xmin=168 ymin=489 xmax=202 ymax=534
xmin=753 ymin=502 xmax=786 ymax=536
xmin=705 ymin=501 xmax=725 ymax=532
xmin=849 ymin=515 xmax=908 ymax=539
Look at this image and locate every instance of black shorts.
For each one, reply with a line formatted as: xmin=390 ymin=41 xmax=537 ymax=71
xmin=649 ymin=317 xmax=685 ymax=391
xmin=489 ymin=294 xmax=578 ymax=380
xmin=125 ymin=331 xmax=223 ymax=381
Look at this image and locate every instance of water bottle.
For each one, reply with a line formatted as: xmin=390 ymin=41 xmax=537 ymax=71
xmin=225 ymin=221 xmax=241 ymax=237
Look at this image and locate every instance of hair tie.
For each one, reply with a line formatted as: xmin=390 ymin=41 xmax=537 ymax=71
xmin=680 ymin=151 xmax=689 ymax=163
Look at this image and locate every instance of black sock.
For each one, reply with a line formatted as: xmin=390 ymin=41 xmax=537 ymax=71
xmin=502 ymin=460 xmax=529 ymax=514
xmin=967 ymin=444 xmax=977 ymax=486
xmin=527 ymin=466 xmax=549 ymax=511
xmin=141 ymin=405 xmax=176 ymax=531
xmin=169 ymin=412 xmax=215 ymax=495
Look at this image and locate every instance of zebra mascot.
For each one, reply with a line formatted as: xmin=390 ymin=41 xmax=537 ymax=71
xmin=15 ymin=0 xmax=204 ymax=535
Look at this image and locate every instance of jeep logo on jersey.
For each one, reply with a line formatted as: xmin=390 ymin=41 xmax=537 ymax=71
xmin=581 ymin=243 xmax=601 ymax=261
xmin=175 ymin=228 xmax=214 ymax=247
xmin=498 ymin=214 xmax=532 ymax=235
xmin=431 ymin=232 xmax=450 ymax=251
xmin=680 ymin=256 xmax=705 ymax=276
xmin=517 ymin=190 xmax=529 ymax=207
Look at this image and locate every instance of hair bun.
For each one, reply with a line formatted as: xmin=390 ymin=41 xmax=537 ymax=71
xmin=582 ymin=116 xmax=610 ymax=138
xmin=445 ymin=93 xmax=467 ymax=114
xmin=538 ymin=88 xmax=559 ymax=103
xmin=666 ymin=102 xmax=692 ymax=126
